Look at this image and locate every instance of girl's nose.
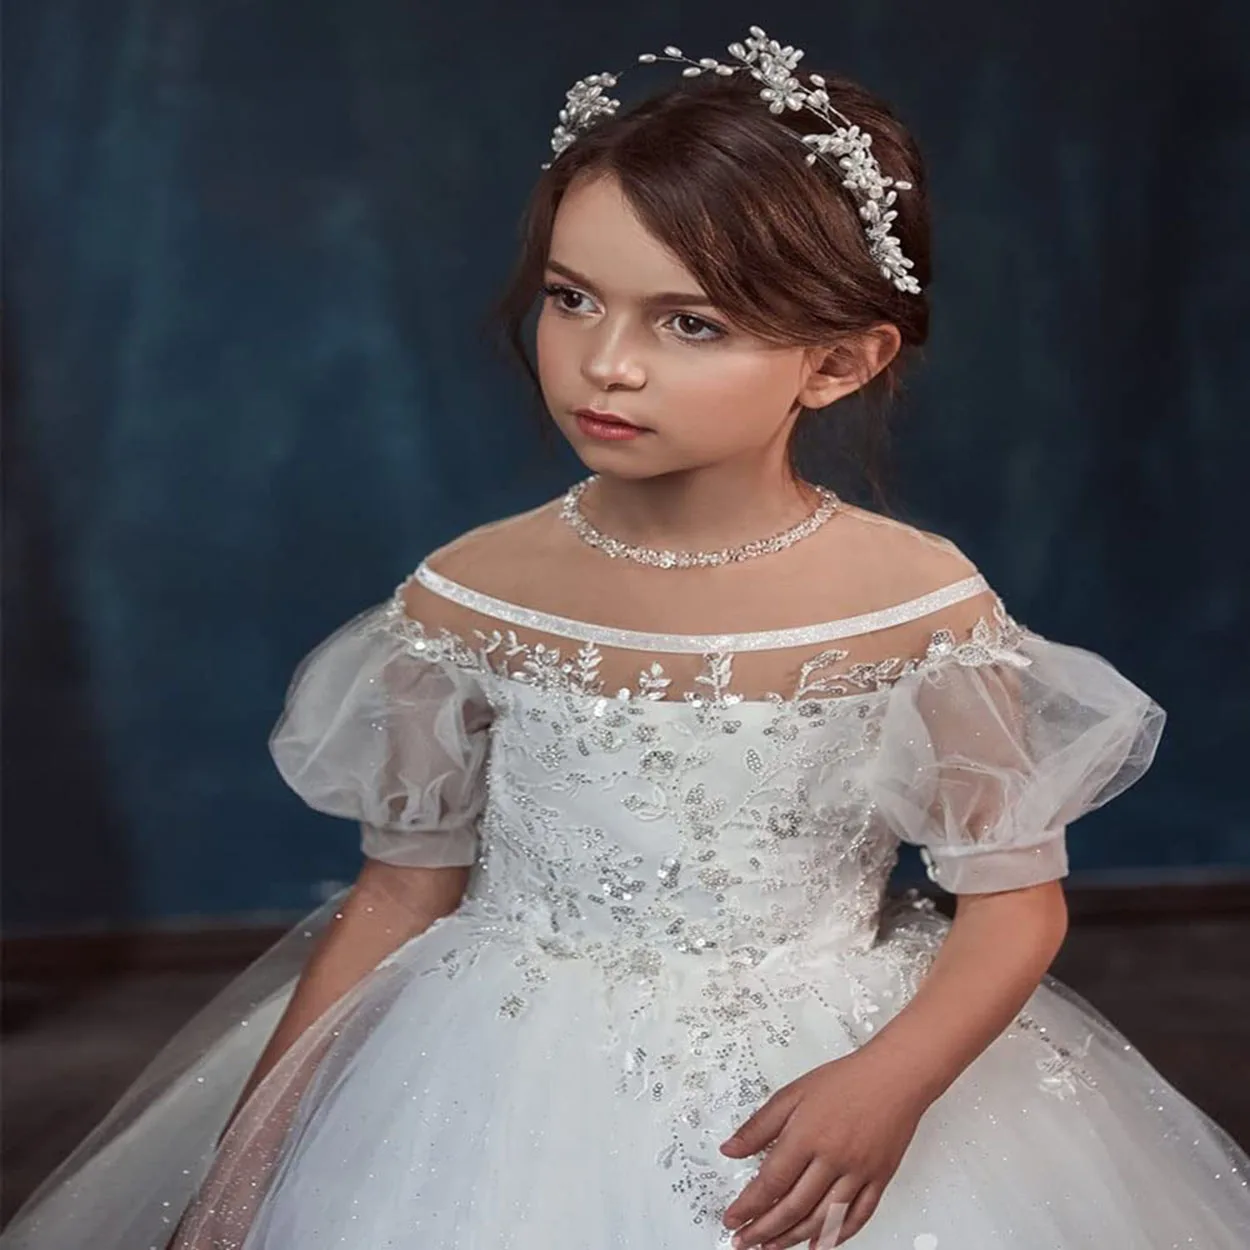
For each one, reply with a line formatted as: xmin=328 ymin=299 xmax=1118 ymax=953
xmin=582 ymin=325 xmax=646 ymax=390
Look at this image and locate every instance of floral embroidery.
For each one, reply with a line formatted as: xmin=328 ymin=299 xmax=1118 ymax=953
xmin=375 ymin=589 xmax=1029 ymax=708
xmin=1007 ymin=1013 xmax=1099 ymax=1102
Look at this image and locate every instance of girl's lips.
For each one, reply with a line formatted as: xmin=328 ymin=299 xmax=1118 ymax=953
xmin=574 ymin=408 xmax=642 ymax=427
xmin=573 ymin=410 xmax=650 ymax=441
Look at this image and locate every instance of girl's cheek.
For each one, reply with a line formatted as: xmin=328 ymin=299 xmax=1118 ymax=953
xmin=687 ymin=362 xmax=767 ymax=407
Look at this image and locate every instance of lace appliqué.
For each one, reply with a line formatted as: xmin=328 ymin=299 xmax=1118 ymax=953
xmin=922 ymin=604 xmax=1033 ymax=672
xmin=375 ymin=588 xmax=1029 ymax=705
xmin=1005 ymin=1013 xmax=1098 ymax=1102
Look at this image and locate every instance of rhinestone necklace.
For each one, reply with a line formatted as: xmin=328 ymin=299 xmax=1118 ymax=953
xmin=559 ymin=475 xmax=841 ymax=569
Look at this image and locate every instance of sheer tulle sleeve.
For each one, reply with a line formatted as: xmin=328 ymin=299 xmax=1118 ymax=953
xmin=268 ymin=604 xmax=494 ymax=868
xmin=865 ymin=617 xmax=1166 ymax=894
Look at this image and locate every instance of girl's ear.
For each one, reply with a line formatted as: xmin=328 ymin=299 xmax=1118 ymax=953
xmin=798 ymin=324 xmax=903 ymax=410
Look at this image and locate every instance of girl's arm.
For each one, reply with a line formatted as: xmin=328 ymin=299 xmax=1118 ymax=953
xmin=169 ymin=859 xmax=468 ymax=1250
xmin=223 ymin=857 xmax=470 ymax=1127
xmin=854 ymin=878 xmax=1069 ymax=1102
xmin=719 ymin=880 xmax=1069 ymax=1248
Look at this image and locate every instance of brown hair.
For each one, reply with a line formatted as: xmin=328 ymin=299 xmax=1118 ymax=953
xmin=492 ymin=70 xmax=932 ymax=508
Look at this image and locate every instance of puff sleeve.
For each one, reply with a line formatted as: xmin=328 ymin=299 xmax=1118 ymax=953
xmin=864 ymin=622 xmax=1166 ymax=894
xmin=268 ymin=604 xmax=494 ymax=868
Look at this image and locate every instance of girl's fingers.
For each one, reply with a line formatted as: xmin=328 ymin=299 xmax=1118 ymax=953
xmin=832 ymin=1180 xmax=884 ymax=1246
xmin=724 ymin=1141 xmax=811 ymax=1229
xmin=729 ymin=1156 xmax=837 ymax=1248
xmin=755 ymin=1173 xmax=863 ymax=1250
xmin=723 ymin=1086 xmax=800 ymax=1156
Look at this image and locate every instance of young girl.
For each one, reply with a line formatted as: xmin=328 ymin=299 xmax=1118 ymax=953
xmin=7 ymin=25 xmax=1249 ymax=1250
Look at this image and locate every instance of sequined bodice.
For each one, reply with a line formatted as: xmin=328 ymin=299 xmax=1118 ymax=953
xmin=378 ymin=559 xmax=1025 ymax=986
xmin=462 ymin=679 xmax=897 ymax=978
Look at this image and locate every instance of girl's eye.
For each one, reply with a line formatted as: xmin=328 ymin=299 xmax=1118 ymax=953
xmin=541 ymin=283 xmax=594 ymax=314
xmin=666 ymin=312 xmax=725 ymax=343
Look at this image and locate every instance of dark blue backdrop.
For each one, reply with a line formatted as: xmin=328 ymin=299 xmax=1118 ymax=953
xmin=6 ymin=0 xmax=1249 ymax=930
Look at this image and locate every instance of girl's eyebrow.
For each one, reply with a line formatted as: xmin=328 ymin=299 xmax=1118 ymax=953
xmin=545 ymin=258 xmax=717 ymax=308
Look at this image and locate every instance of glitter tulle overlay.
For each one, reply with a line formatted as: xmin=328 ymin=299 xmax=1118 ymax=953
xmin=6 ymin=565 xmax=1248 ymax=1250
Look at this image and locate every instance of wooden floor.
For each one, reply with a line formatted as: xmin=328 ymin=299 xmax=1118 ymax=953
xmin=3 ymin=910 xmax=1249 ymax=1226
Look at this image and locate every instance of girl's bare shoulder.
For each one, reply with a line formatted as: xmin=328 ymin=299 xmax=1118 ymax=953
xmin=400 ymin=491 xmax=580 ymax=618
xmin=803 ymin=498 xmax=984 ymax=608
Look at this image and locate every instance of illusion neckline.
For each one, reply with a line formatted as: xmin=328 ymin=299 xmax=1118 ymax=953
xmin=403 ymin=562 xmax=992 ymax=656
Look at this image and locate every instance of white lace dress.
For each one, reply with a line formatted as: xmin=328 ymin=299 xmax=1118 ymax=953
xmin=6 ymin=558 xmax=1249 ymax=1250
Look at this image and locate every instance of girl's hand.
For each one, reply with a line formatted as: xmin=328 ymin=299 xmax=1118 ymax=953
xmin=718 ymin=1051 xmax=930 ymax=1248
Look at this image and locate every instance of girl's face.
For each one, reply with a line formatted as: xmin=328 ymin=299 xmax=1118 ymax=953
xmin=536 ymin=172 xmax=854 ymax=480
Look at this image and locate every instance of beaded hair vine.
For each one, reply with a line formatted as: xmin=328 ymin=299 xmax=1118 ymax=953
xmin=541 ymin=25 xmax=921 ymax=296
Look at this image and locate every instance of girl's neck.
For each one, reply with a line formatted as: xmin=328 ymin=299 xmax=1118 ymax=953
xmin=577 ymin=464 xmax=824 ymax=554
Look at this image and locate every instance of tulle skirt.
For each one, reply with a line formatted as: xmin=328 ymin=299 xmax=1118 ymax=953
xmin=5 ymin=892 xmax=1249 ymax=1250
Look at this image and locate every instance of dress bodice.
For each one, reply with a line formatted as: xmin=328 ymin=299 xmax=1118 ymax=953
xmin=391 ymin=558 xmax=1017 ymax=976
xmin=462 ymin=678 xmax=901 ymax=983
xmin=269 ymin=545 xmax=1165 ymax=985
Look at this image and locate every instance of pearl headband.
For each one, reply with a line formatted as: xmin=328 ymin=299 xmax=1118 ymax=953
xmin=542 ymin=25 xmax=921 ymax=296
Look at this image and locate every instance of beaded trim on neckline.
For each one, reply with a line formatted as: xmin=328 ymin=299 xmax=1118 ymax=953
xmin=405 ymin=563 xmax=992 ymax=656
